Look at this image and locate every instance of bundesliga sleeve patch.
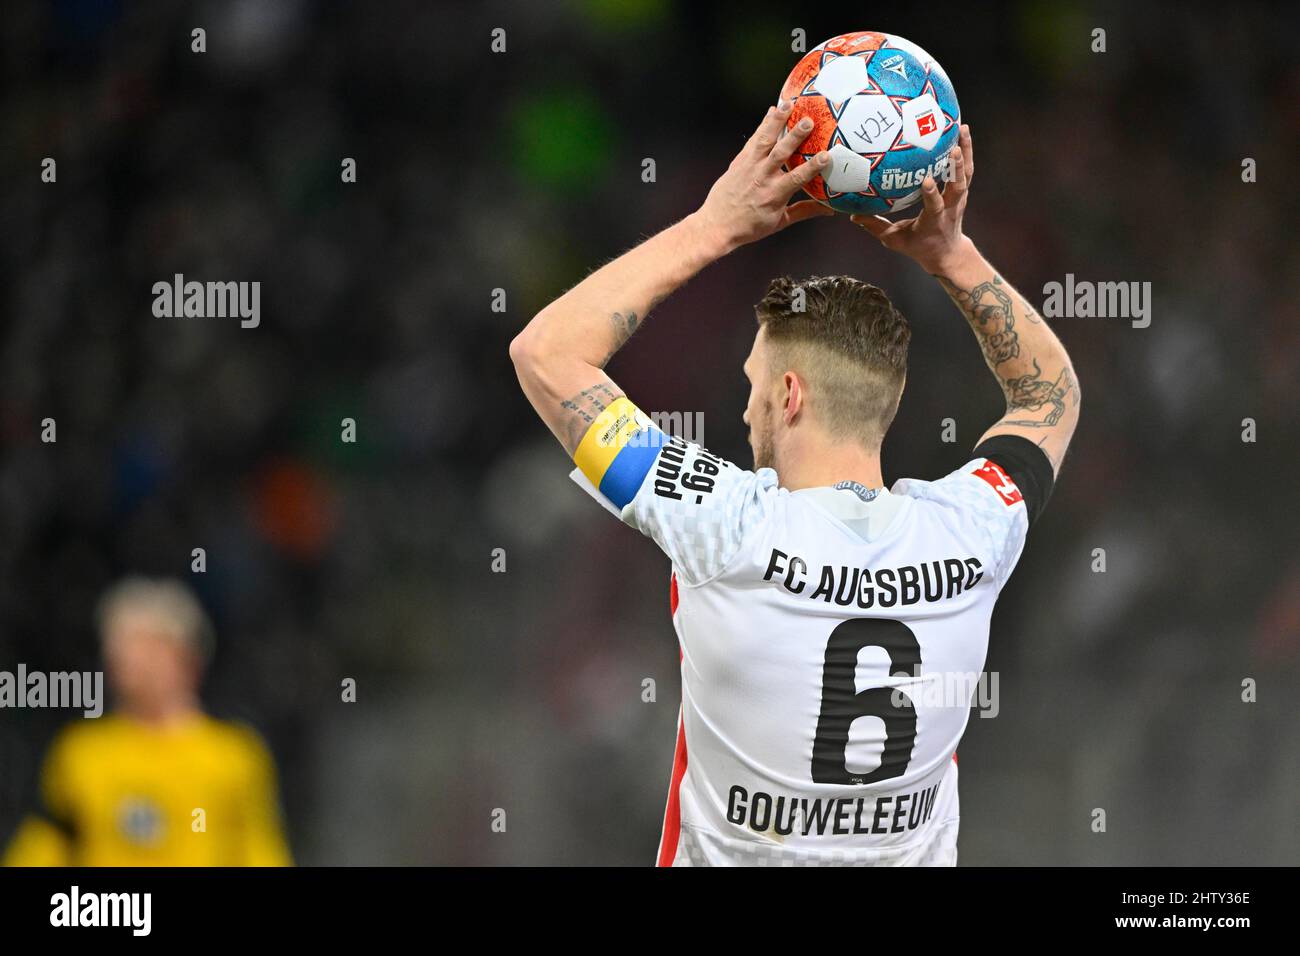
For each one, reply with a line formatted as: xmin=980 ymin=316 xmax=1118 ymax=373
xmin=972 ymin=459 xmax=1023 ymax=506
xmin=573 ymin=396 xmax=666 ymax=510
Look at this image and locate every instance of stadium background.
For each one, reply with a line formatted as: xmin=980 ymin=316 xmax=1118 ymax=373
xmin=1 ymin=0 xmax=1296 ymax=865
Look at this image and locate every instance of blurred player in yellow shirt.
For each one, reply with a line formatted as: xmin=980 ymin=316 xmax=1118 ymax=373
xmin=3 ymin=577 xmax=292 ymax=866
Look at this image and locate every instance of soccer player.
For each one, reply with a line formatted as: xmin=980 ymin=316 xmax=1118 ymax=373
xmin=510 ymin=105 xmax=1079 ymax=865
xmin=3 ymin=578 xmax=292 ymax=866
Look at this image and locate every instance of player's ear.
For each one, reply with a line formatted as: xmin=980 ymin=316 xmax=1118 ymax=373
xmin=783 ymin=371 xmax=803 ymax=425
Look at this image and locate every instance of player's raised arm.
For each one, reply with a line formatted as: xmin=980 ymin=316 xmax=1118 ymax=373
xmin=510 ymin=100 xmax=832 ymax=455
xmin=852 ymin=125 xmax=1080 ymax=476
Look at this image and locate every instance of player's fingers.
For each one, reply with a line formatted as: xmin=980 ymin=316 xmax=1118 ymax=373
xmin=747 ymin=100 xmax=793 ymax=157
xmin=783 ymin=151 xmax=831 ymax=192
xmin=960 ymin=124 xmax=973 ymax=185
xmin=770 ymin=115 xmax=814 ymax=167
xmin=919 ymin=175 xmax=944 ymax=217
xmin=944 ymin=146 xmax=967 ymax=207
xmin=781 ymin=200 xmax=835 ymax=227
xmin=850 ymin=214 xmax=895 ymax=239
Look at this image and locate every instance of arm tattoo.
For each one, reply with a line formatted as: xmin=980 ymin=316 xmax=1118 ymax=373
xmin=1001 ymin=360 xmax=1076 ymax=428
xmin=936 ymin=274 xmax=1019 ymax=367
xmin=936 ymin=272 xmax=1079 ymax=442
xmin=559 ymin=382 xmax=621 ymax=451
xmin=556 ymin=308 xmax=640 ymax=451
xmin=1019 ymin=290 xmax=1043 ymax=324
xmin=600 ymin=310 xmax=641 ymax=367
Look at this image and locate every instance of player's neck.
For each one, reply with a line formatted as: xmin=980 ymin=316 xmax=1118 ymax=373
xmin=777 ymin=438 xmax=883 ymax=493
xmin=120 ymin=695 xmax=203 ymax=728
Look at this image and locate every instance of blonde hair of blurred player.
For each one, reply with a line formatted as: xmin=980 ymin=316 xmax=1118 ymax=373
xmin=97 ymin=576 xmax=214 ymax=725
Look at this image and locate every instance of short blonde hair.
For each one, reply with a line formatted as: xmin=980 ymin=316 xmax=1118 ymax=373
xmin=756 ymin=275 xmax=910 ymax=448
xmin=96 ymin=576 xmax=215 ymax=661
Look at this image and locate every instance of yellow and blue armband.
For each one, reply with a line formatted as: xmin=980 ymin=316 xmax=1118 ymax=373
xmin=573 ymin=397 xmax=666 ymax=510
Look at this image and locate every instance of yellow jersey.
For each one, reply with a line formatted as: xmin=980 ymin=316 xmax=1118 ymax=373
xmin=3 ymin=713 xmax=292 ymax=867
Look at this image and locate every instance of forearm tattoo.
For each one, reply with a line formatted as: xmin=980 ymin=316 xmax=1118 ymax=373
xmin=1001 ymin=360 xmax=1077 ymax=427
xmin=935 ymin=273 xmax=1079 ymax=428
xmin=936 ymin=274 xmax=1019 ymax=366
xmin=600 ymin=310 xmax=641 ymax=368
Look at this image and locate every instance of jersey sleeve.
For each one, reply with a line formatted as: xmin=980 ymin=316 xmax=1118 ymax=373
xmin=568 ymin=397 xmax=778 ymax=585
xmin=230 ymin=725 xmax=293 ymax=867
xmin=891 ymin=452 xmax=1035 ymax=589
xmin=972 ymin=434 xmax=1055 ymax=525
xmin=2 ymin=727 xmax=78 ymax=866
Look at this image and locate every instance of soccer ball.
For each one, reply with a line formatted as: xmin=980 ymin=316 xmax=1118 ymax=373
xmin=780 ymin=31 xmax=961 ymax=216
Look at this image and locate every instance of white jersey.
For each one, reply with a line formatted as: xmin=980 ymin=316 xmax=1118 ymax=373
xmin=573 ymin=432 xmax=1031 ymax=867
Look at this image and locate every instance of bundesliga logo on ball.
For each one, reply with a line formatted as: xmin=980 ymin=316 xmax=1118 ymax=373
xmin=781 ymin=31 xmax=961 ymax=215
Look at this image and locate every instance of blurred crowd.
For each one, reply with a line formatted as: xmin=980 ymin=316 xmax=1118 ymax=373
xmin=1 ymin=0 xmax=1296 ymax=864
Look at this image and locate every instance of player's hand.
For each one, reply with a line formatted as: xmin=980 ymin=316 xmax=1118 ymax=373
xmin=851 ymin=124 xmax=975 ymax=275
xmin=692 ymin=100 xmax=834 ymax=252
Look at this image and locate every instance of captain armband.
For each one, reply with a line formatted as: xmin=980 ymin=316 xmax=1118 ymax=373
xmin=573 ymin=397 xmax=668 ymax=509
